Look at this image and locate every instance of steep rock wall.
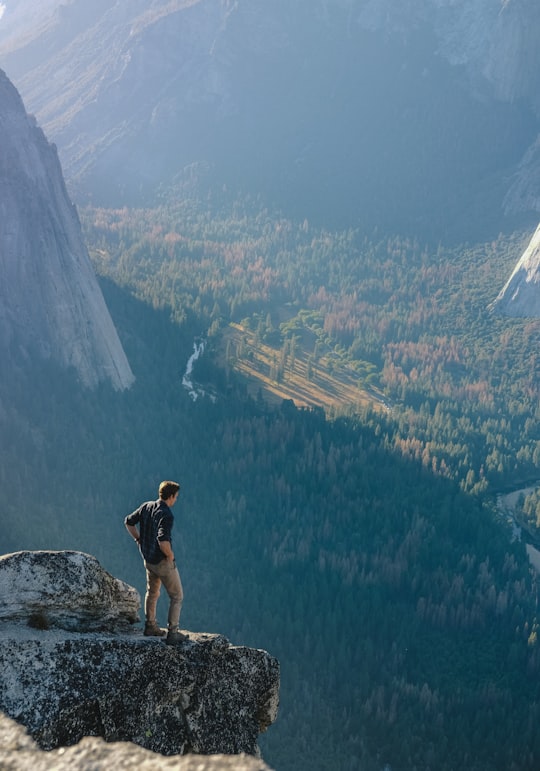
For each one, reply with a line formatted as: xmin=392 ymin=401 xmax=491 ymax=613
xmin=357 ymin=0 xmax=540 ymax=112
xmin=356 ymin=0 xmax=540 ymax=218
xmin=0 ymin=69 xmax=134 ymax=390
xmin=490 ymin=223 xmax=540 ymax=317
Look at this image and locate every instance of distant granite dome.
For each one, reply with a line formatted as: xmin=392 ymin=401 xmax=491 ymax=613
xmin=0 ymin=69 xmax=134 ymax=390
xmin=491 ymin=224 xmax=540 ymax=317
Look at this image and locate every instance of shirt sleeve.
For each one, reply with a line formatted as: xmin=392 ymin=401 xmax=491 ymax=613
xmin=124 ymin=507 xmax=141 ymax=526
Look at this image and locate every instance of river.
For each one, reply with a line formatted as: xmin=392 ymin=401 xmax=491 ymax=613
xmin=496 ymin=483 xmax=540 ymax=573
xmin=181 ymin=339 xmax=216 ymax=402
xmin=182 ymin=340 xmax=205 ymax=400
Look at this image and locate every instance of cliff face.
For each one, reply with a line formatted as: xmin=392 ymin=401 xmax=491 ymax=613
xmin=0 ymin=0 xmax=237 ymax=201
xmin=0 ymin=551 xmax=279 ymax=761
xmin=357 ymin=0 xmax=540 ymax=110
xmin=357 ymin=0 xmax=540 ymax=218
xmin=490 ymin=224 xmax=540 ymax=317
xmin=0 ymin=69 xmax=134 ymax=390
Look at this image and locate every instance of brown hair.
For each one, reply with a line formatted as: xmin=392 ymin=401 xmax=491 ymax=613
xmin=159 ymin=480 xmax=180 ymax=500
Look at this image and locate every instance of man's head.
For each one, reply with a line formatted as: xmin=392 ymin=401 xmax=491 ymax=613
xmin=159 ymin=480 xmax=180 ymax=502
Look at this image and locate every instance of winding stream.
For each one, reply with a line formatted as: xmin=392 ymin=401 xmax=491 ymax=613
xmin=181 ymin=339 xmax=214 ymax=402
xmin=182 ymin=340 xmax=205 ymax=400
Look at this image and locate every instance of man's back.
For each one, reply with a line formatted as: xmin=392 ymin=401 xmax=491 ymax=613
xmin=129 ymin=499 xmax=173 ymax=564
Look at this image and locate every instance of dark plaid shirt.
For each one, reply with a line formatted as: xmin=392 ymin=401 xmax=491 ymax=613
xmin=125 ymin=498 xmax=174 ymax=564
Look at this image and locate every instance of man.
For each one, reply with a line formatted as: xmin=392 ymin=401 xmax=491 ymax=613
xmin=125 ymin=480 xmax=187 ymax=645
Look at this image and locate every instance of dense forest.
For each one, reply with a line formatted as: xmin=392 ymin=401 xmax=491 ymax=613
xmin=81 ymin=199 xmax=540 ymax=497
xmin=1 ymin=195 xmax=540 ymax=770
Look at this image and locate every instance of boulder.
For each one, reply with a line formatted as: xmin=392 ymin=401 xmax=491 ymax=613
xmin=0 ymin=551 xmax=139 ymax=632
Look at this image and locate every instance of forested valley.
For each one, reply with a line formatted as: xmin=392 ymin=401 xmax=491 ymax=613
xmin=82 ymin=198 xmax=540 ymax=498
xmin=1 ymin=196 xmax=540 ymax=770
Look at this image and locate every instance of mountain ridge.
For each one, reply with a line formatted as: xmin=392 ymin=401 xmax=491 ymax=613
xmin=1 ymin=0 xmax=538 ymax=234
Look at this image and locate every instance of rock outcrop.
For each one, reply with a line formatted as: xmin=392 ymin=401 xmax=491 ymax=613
xmin=490 ymin=224 xmax=540 ymax=317
xmin=0 ymin=69 xmax=134 ymax=390
xmin=0 ymin=551 xmax=139 ymax=631
xmin=0 ymin=551 xmax=279 ymax=760
xmin=0 ymin=712 xmax=274 ymax=770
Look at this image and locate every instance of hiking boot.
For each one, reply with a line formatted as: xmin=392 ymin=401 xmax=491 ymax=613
xmin=165 ymin=627 xmax=188 ymax=645
xmin=144 ymin=621 xmax=166 ymax=637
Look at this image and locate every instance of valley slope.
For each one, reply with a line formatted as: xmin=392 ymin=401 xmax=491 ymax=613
xmin=0 ymin=0 xmax=538 ymax=236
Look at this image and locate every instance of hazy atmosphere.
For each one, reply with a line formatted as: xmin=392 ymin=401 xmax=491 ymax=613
xmin=1 ymin=1 xmax=540 ymax=770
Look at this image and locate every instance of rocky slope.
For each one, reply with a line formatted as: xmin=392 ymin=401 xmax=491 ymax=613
xmin=357 ymin=0 xmax=540 ymax=218
xmin=0 ymin=551 xmax=279 ymax=759
xmin=0 ymin=0 xmax=538 ymax=230
xmin=0 ymin=69 xmax=134 ymax=390
xmin=357 ymin=0 xmax=540 ymax=109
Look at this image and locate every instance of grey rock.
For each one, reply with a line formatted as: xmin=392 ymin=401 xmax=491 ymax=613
xmin=490 ymin=223 xmax=540 ymax=317
xmin=0 ymin=712 xmax=274 ymax=770
xmin=0 ymin=69 xmax=134 ymax=390
xmin=503 ymin=135 xmax=540 ymax=217
xmin=0 ymin=550 xmax=279 ymax=759
xmin=0 ymin=550 xmax=140 ymax=632
xmin=0 ymin=628 xmax=279 ymax=757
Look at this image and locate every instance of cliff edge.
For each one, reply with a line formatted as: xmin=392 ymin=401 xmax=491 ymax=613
xmin=0 ymin=551 xmax=279 ymax=761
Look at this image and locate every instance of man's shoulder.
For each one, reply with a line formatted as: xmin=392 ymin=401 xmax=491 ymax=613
xmin=135 ymin=498 xmax=160 ymax=516
xmin=156 ymin=500 xmax=173 ymax=517
xmin=142 ymin=499 xmax=173 ymax=519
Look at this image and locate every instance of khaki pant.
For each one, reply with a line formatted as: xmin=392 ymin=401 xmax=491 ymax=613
xmin=144 ymin=559 xmax=183 ymax=629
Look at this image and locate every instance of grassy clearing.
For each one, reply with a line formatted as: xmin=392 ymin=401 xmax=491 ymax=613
xmin=217 ymin=322 xmax=388 ymax=412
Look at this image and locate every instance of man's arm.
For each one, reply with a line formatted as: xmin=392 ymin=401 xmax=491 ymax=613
xmin=125 ymin=523 xmax=140 ymax=543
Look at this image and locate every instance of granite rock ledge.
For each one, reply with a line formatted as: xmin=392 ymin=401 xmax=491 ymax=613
xmin=0 ymin=551 xmax=279 ymax=760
